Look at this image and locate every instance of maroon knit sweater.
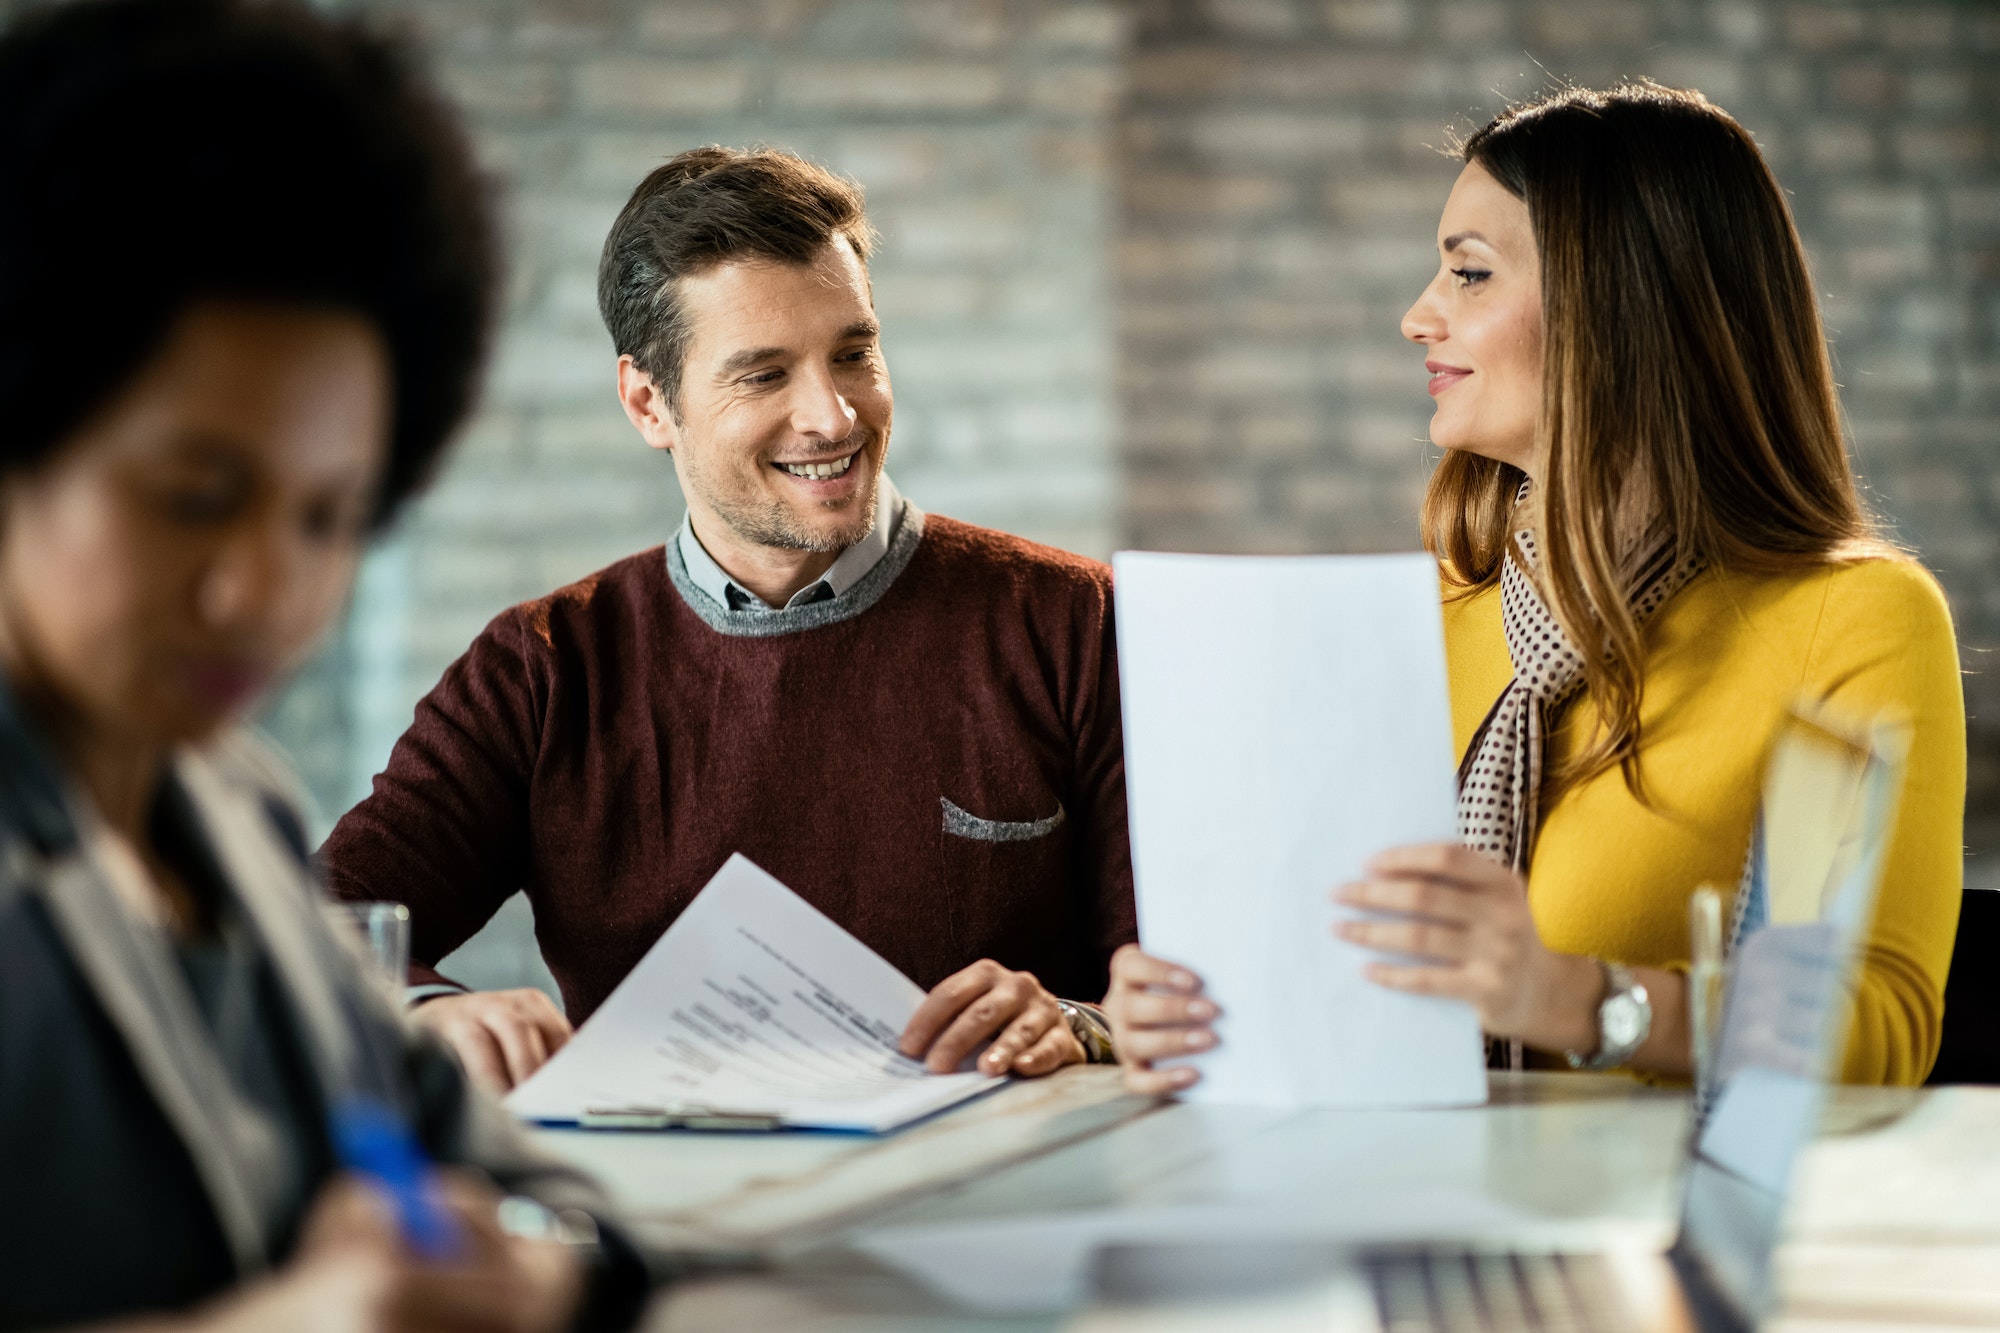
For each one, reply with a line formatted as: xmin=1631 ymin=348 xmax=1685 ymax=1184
xmin=319 ymin=510 xmax=1136 ymax=1023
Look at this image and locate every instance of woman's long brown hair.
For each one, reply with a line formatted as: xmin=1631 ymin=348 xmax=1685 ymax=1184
xmin=1424 ymin=82 xmax=1885 ymax=795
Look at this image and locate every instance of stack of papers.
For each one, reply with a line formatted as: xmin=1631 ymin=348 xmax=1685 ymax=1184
xmin=504 ymin=855 xmax=1002 ymax=1133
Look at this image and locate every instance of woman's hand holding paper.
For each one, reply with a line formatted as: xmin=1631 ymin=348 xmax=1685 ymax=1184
xmin=1102 ymin=944 xmax=1220 ymax=1095
xmin=1334 ymin=842 xmax=1603 ymax=1055
xmin=1336 ymin=842 xmax=1694 ymax=1078
xmin=1106 ymin=840 xmax=1697 ymax=1092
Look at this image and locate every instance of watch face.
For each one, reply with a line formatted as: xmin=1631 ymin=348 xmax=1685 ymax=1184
xmin=1603 ymin=994 xmax=1645 ymax=1048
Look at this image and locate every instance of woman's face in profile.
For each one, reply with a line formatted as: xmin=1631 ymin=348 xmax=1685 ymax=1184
xmin=0 ymin=302 xmax=388 ymax=749
xmin=1401 ymin=161 xmax=1543 ymax=474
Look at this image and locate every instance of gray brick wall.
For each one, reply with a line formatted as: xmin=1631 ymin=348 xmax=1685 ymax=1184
xmin=1115 ymin=0 xmax=2000 ymax=869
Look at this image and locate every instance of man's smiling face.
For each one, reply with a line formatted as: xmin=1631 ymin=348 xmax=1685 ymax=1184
xmin=662 ymin=237 xmax=891 ymax=556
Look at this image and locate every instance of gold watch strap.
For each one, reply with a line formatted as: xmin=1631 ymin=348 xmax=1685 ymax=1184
xmin=1057 ymin=999 xmax=1116 ymax=1064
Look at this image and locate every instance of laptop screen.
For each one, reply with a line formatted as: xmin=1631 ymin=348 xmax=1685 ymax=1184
xmin=1672 ymin=710 xmax=1904 ymax=1323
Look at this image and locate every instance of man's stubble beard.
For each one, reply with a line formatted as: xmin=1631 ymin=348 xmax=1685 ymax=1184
xmin=689 ymin=430 xmax=884 ymax=556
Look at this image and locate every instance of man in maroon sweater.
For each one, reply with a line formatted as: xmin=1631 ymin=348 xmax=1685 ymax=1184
xmin=321 ymin=147 xmax=1136 ymax=1092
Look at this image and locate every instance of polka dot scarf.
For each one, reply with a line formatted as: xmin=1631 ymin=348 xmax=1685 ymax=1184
xmin=1456 ymin=508 xmax=1704 ymax=873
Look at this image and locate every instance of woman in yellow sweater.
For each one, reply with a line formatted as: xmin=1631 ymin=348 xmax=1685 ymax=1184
xmin=1105 ymin=83 xmax=1964 ymax=1089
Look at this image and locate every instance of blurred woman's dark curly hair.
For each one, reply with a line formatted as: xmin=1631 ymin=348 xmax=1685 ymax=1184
xmin=0 ymin=0 xmax=497 ymax=528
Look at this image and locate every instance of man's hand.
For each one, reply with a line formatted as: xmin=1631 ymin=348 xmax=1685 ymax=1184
xmin=409 ymin=989 xmax=573 ymax=1094
xmin=897 ymin=960 xmax=1084 ymax=1077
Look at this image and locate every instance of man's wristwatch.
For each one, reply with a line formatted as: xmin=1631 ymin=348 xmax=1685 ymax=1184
xmin=1056 ymin=999 xmax=1116 ymax=1064
xmin=1565 ymin=960 xmax=1651 ymax=1071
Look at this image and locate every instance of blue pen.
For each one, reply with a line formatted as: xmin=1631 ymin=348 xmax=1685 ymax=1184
xmin=328 ymin=1094 xmax=463 ymax=1261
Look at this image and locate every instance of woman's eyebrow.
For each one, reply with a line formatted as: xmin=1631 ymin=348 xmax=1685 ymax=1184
xmin=1441 ymin=230 xmax=1490 ymax=253
xmin=162 ymin=433 xmax=257 ymax=467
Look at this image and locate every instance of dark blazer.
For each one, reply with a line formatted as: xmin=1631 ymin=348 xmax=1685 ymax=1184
xmin=0 ymin=702 xmax=648 ymax=1330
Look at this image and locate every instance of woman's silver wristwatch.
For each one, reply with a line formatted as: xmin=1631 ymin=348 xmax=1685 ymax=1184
xmin=1565 ymin=960 xmax=1651 ymax=1071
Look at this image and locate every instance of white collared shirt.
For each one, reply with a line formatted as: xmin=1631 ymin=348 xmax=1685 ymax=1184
xmin=677 ymin=474 xmax=906 ymax=612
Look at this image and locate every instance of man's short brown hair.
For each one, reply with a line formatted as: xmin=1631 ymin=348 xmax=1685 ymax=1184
xmin=597 ymin=146 xmax=877 ymax=412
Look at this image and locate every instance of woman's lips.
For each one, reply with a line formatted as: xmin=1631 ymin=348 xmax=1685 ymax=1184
xmin=182 ymin=660 xmax=271 ymax=713
xmin=1426 ymin=362 xmax=1471 ymax=396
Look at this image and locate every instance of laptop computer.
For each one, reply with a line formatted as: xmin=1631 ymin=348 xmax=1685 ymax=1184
xmin=1086 ymin=705 xmax=1907 ymax=1333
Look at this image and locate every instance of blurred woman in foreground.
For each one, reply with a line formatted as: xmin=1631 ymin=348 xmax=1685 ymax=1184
xmin=0 ymin=1 xmax=648 ymax=1328
xmin=1107 ymin=84 xmax=1962 ymax=1089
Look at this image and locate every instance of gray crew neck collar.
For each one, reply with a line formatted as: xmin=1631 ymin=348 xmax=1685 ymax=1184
xmin=666 ymin=502 xmax=927 ymax=637
xmin=678 ymin=474 xmax=905 ymax=611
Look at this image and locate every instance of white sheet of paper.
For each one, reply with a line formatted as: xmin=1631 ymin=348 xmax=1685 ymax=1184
xmin=1113 ymin=551 xmax=1487 ymax=1109
xmin=504 ymin=854 xmax=1000 ymax=1132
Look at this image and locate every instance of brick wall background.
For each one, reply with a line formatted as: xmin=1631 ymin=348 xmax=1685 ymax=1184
xmin=244 ymin=0 xmax=1999 ymax=986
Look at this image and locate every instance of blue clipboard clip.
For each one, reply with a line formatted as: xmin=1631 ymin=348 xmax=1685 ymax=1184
xmin=328 ymin=1094 xmax=463 ymax=1260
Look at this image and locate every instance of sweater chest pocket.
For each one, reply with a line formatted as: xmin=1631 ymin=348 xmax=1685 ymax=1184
xmin=934 ymin=794 xmax=1078 ymax=971
xmin=941 ymin=796 xmax=1065 ymax=843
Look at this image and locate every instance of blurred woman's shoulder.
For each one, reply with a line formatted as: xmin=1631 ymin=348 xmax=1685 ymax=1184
xmin=192 ymin=728 xmax=320 ymax=863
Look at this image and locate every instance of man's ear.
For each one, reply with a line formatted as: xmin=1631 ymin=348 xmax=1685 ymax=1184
xmin=616 ymin=355 xmax=678 ymax=453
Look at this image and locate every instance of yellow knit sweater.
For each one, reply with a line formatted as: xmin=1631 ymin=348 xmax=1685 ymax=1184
xmin=1441 ymin=557 xmax=1964 ymax=1085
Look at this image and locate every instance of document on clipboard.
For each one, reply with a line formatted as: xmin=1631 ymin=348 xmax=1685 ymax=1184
xmin=504 ymin=855 xmax=1002 ymax=1133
